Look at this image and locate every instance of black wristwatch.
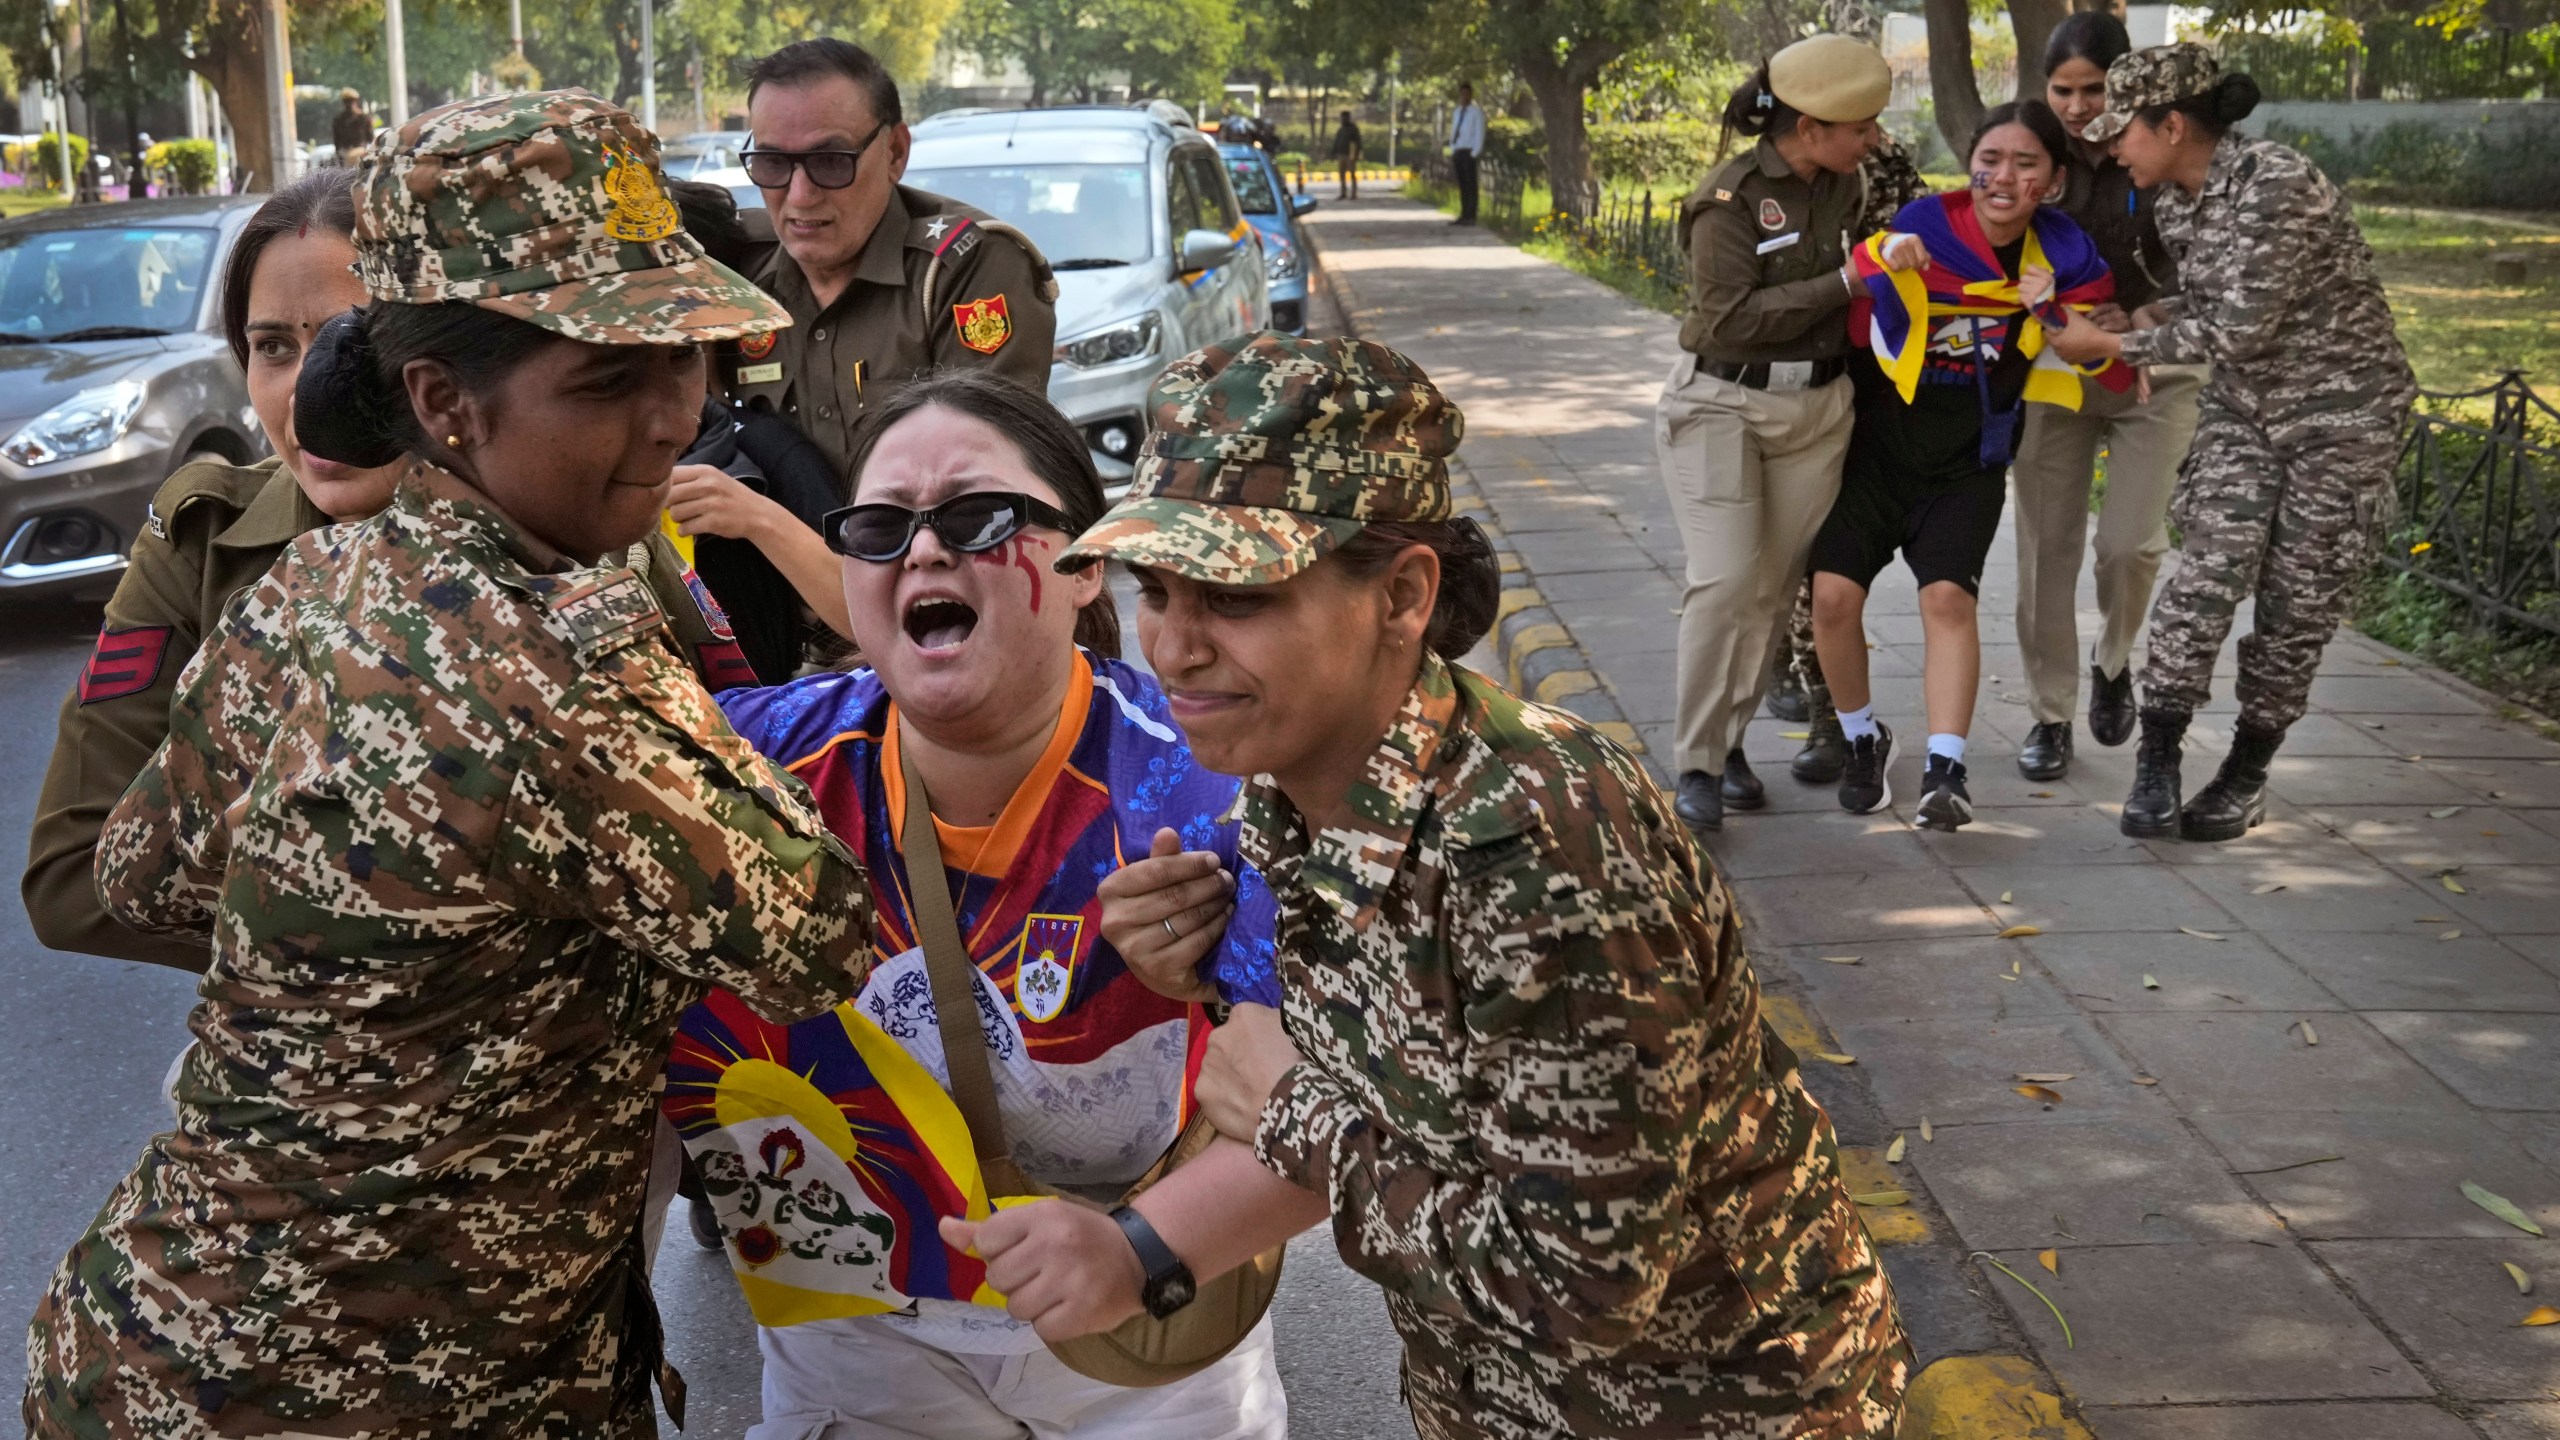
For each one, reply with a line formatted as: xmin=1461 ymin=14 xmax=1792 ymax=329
xmin=1109 ymin=1204 xmax=1196 ymax=1319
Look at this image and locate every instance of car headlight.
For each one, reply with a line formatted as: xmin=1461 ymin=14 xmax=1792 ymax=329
xmin=2 ymin=381 xmax=147 ymax=467
xmin=1263 ymin=235 xmax=1302 ymax=283
xmin=1054 ymin=314 xmax=1162 ymax=369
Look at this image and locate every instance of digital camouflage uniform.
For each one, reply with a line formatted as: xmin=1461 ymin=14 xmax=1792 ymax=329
xmin=2091 ymin=47 xmax=2416 ymax=732
xmin=1067 ymin=334 xmax=1910 ymax=1439
xmin=23 ymin=90 xmax=879 ymax=1439
xmin=1776 ymin=133 xmax=1931 ymax=722
xmin=23 ymin=457 xmax=757 ymax=972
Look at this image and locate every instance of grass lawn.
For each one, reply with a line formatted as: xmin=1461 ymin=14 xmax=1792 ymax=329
xmin=2360 ymin=205 xmax=2560 ymax=394
xmin=0 ymin=190 xmax=70 ymax=218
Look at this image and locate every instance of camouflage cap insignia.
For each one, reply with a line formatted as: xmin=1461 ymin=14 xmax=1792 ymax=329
xmin=602 ymin=140 xmax=682 ymax=243
xmin=953 ymin=294 xmax=1012 ymax=354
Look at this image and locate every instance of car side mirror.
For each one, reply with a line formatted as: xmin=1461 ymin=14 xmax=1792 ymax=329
xmin=1292 ymin=193 xmax=1318 ymax=215
xmin=1179 ymin=228 xmax=1237 ymax=272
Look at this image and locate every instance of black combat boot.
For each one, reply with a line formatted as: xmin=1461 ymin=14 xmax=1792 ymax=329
xmin=1766 ymin=667 xmax=1810 ymax=723
xmin=1793 ymin=709 xmax=1847 ymax=784
xmin=2120 ymin=708 xmax=2189 ymax=839
xmin=2182 ymin=723 xmax=2284 ymax=843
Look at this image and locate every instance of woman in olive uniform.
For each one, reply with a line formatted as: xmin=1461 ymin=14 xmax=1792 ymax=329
xmin=23 ymin=167 xmax=752 ymax=973
xmin=23 ymin=91 xmax=877 ymax=1438
xmin=2042 ymin=46 xmax=2414 ymax=841
xmin=1658 ymin=34 xmax=1890 ymax=831
xmin=992 ymin=332 xmax=1911 ymax=1440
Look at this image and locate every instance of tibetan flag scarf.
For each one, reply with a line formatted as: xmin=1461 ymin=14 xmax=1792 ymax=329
xmin=1851 ymin=190 xmax=2133 ymax=468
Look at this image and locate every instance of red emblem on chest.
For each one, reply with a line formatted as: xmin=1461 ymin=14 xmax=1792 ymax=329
xmin=1758 ymin=198 xmax=1787 ymax=231
xmin=78 ymin=625 xmax=173 ymax=705
xmin=738 ymin=331 xmax=777 ymax=361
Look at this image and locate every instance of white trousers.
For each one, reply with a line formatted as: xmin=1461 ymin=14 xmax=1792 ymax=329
xmin=748 ymin=1314 xmax=1289 ymax=1440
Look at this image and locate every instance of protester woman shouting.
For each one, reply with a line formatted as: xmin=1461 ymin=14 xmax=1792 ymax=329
xmin=25 ymin=92 xmax=875 ymax=1437
xmin=1016 ymin=333 xmax=1910 ymax=1439
xmin=2041 ymin=45 xmax=2415 ymax=841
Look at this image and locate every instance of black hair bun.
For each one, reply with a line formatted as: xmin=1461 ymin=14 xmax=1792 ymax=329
xmin=2215 ymin=74 xmax=2262 ymax=124
xmin=294 ymin=309 xmax=410 ymax=469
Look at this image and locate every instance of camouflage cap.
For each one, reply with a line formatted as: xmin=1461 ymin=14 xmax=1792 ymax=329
xmin=2082 ymin=43 xmax=2221 ymax=143
xmin=351 ymin=88 xmax=789 ymax=346
xmin=1060 ymin=332 xmax=1462 ymax=586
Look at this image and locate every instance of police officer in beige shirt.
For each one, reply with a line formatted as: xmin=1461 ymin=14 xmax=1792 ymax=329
xmin=1658 ymin=35 xmax=1891 ymax=831
xmin=733 ymin=39 xmax=1058 ymax=485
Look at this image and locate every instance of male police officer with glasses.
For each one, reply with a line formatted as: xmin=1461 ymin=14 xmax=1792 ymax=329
xmin=734 ymin=39 xmax=1059 ymax=485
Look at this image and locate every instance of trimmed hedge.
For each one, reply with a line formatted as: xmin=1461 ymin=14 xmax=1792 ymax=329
xmin=1467 ymin=118 xmax=1723 ymax=188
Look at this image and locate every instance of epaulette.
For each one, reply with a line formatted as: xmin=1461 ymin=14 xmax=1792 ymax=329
xmin=144 ymin=458 xmax=270 ymax=542
xmin=543 ymin=568 xmax=665 ymax=666
xmin=916 ymin=211 xmax=1061 ymax=314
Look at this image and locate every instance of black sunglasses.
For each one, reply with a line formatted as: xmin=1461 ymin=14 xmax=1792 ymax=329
xmin=740 ymin=126 xmax=887 ymax=191
xmin=823 ymin=492 xmax=1076 ymax=563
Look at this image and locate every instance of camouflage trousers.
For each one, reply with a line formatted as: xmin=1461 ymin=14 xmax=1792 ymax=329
xmin=2140 ymin=394 xmax=2407 ymax=731
xmin=1776 ymin=573 xmax=1835 ymax=722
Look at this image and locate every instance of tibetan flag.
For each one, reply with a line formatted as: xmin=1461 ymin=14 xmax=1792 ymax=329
xmin=1850 ymin=191 xmax=2132 ymax=411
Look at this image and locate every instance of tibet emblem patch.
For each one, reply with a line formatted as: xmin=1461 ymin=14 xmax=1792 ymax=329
xmin=1015 ymin=913 xmax=1083 ymax=1023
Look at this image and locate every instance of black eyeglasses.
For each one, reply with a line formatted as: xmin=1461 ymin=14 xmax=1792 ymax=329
xmin=740 ymin=126 xmax=887 ymax=190
xmin=823 ymin=492 xmax=1076 ymax=563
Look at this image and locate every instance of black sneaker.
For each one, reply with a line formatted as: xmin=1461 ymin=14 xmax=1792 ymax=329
xmin=1838 ymin=723 xmax=1895 ymax=815
xmin=1917 ymin=755 xmax=1974 ymax=831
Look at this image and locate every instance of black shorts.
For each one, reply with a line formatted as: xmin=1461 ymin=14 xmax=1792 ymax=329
xmin=1808 ymin=445 xmax=2007 ymax=597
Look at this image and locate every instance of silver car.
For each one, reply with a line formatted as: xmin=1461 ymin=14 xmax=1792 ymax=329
xmin=0 ymin=195 xmax=268 ymax=599
xmin=904 ymin=102 xmax=1268 ymax=486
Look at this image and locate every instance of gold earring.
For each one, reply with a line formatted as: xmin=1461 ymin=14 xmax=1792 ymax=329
xmin=445 ymin=434 xmax=462 ymax=448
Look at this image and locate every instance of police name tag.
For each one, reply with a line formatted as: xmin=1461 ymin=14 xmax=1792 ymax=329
xmin=736 ymin=362 xmax=783 ymax=384
xmin=1755 ymin=231 xmax=1801 ymax=255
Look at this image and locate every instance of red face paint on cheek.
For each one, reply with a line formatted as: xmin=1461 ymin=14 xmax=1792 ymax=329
xmin=969 ymin=535 xmax=1045 ymax=613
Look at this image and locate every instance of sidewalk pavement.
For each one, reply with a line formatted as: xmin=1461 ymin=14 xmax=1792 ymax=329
xmin=1306 ymin=192 xmax=2560 ymax=1439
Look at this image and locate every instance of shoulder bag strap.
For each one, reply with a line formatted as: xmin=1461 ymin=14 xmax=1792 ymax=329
xmin=897 ymin=726 xmax=1013 ymax=1167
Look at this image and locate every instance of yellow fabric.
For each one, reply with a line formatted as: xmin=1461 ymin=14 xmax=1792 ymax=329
xmin=1858 ymin=225 xmax=2099 ymax=414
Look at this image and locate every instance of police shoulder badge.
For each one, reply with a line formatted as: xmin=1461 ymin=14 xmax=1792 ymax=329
xmin=1758 ymin=197 xmax=1787 ymax=231
xmin=601 ymin=142 xmax=682 ymax=244
xmin=738 ymin=331 xmax=777 ymax=361
xmin=77 ymin=624 xmax=172 ymax=705
xmin=1014 ymin=913 xmax=1083 ymax=1024
xmin=952 ymin=294 xmax=1012 ymax=355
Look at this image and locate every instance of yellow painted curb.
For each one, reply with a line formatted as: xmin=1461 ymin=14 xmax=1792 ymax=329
xmin=1532 ymin=668 xmax=1601 ymax=705
xmin=1761 ymin=994 xmax=1826 ymax=1056
xmin=1839 ymin=1147 xmax=1929 ymax=1246
xmin=1502 ymin=622 xmax=1572 ymax=689
xmin=1895 ymin=1355 xmax=2092 ymax=1440
xmin=1497 ymin=552 xmax=1524 ymax=574
xmin=1496 ymin=587 xmax=1544 ymax=620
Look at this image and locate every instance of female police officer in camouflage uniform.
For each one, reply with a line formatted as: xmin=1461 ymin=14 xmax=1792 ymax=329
xmin=24 ymin=91 xmax=878 ymax=1437
xmin=1658 ymin=34 xmax=1892 ymax=831
xmin=2042 ymin=45 xmax=2414 ymax=842
xmin=1039 ymin=333 xmax=1910 ymax=1438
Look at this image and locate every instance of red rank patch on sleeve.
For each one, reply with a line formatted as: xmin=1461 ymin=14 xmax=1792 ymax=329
xmin=78 ymin=624 xmax=173 ymax=705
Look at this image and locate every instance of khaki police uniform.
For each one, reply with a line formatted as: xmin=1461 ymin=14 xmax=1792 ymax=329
xmin=1658 ymin=137 xmax=1866 ymax=779
xmin=25 ymin=458 xmax=759 ymax=974
xmin=736 ymin=184 xmax=1060 ymax=485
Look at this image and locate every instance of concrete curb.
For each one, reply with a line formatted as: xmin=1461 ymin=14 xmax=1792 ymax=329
xmin=1305 ymin=204 xmax=2088 ymax=1440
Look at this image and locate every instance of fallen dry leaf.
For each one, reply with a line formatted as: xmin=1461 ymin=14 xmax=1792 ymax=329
xmin=2465 ymin=1180 xmax=2547 ymax=1236
xmin=2179 ymin=926 xmax=2228 ymax=941
xmin=2523 ymin=1306 xmax=2560 ymax=1327
xmin=1921 ymin=1117 xmax=1935 ymax=1143
xmin=2484 ymin=831 xmax=2504 ymax=838
xmin=1815 ymin=1052 xmax=1858 ymax=1065
xmin=2038 ymin=1248 xmax=2060 ymax=1275
xmin=1821 ymin=955 xmax=1863 ymax=965
xmin=1997 ymin=974 xmax=2019 ymax=982
xmin=2029 ymin=790 xmax=2056 ymax=798
xmin=1998 ymin=924 xmax=2042 ymax=939
xmin=2011 ymin=959 xmax=2022 ymax=976
xmin=2296 ymin=1020 xmax=2320 ymax=1046
xmin=1852 ymin=1190 xmax=1911 ymax=1207
xmin=2508 ymin=1262 xmax=2534 ymax=1295
xmin=2443 ymin=874 xmax=2471 ymax=894
xmin=2142 ymin=974 xmax=2161 ymax=990
xmin=2000 ymin=890 xmax=2015 ymax=904
xmin=1887 ymin=1134 xmax=1907 ymax=1163
xmin=2015 ymin=1084 xmax=2064 ymax=1104
xmin=2442 ymin=929 xmax=2465 ymax=942
xmin=2417 ymin=915 xmax=2450 ymax=923
xmin=2015 ymin=1073 xmax=2076 ymax=1083
xmin=2252 ymin=882 xmax=2288 ymax=895
xmin=2430 ymin=806 xmax=2467 ymax=819
xmin=2131 ymin=1074 xmax=2159 ymax=1086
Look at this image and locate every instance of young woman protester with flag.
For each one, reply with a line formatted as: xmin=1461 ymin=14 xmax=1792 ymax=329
xmin=1809 ymin=98 xmax=2133 ymax=830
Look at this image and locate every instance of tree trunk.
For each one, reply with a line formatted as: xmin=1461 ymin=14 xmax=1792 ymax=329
xmin=1515 ymin=42 xmax=1617 ymax=220
xmin=1923 ymin=0 xmax=1984 ymax=158
xmin=177 ymin=0 xmax=274 ymax=190
xmin=2009 ymin=0 xmax=2070 ymax=104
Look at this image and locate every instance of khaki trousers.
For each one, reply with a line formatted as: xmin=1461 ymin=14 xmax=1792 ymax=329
xmin=2010 ymin=364 xmax=2204 ymax=726
xmin=1655 ymin=353 xmax=1854 ymax=774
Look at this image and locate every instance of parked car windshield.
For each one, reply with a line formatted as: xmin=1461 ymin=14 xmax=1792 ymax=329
xmin=660 ymin=134 xmax=742 ymax=180
xmin=904 ymin=163 xmax=1153 ymax=268
xmin=1223 ymin=156 xmax=1280 ymax=215
xmin=0 ymin=226 xmax=213 ymax=342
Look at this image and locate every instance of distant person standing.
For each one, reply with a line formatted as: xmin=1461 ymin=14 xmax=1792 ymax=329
xmin=1445 ymin=83 xmax=1485 ymax=225
xmin=734 ymin=38 xmax=1058 ymax=482
xmin=331 ymin=89 xmax=372 ymax=164
xmin=2042 ymin=44 xmax=2415 ymax=842
xmin=1330 ymin=110 xmax=1363 ymax=198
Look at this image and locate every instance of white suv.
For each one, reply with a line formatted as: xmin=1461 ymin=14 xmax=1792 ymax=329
xmin=904 ymin=102 xmax=1269 ymax=487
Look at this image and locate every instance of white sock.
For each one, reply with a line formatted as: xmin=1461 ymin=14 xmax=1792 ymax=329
xmin=1839 ymin=705 xmax=1878 ymax=742
xmin=1928 ymin=732 xmax=1967 ymax=764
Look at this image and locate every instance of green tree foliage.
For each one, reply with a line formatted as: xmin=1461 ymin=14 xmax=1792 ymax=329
xmin=952 ymin=0 xmax=1239 ymax=105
